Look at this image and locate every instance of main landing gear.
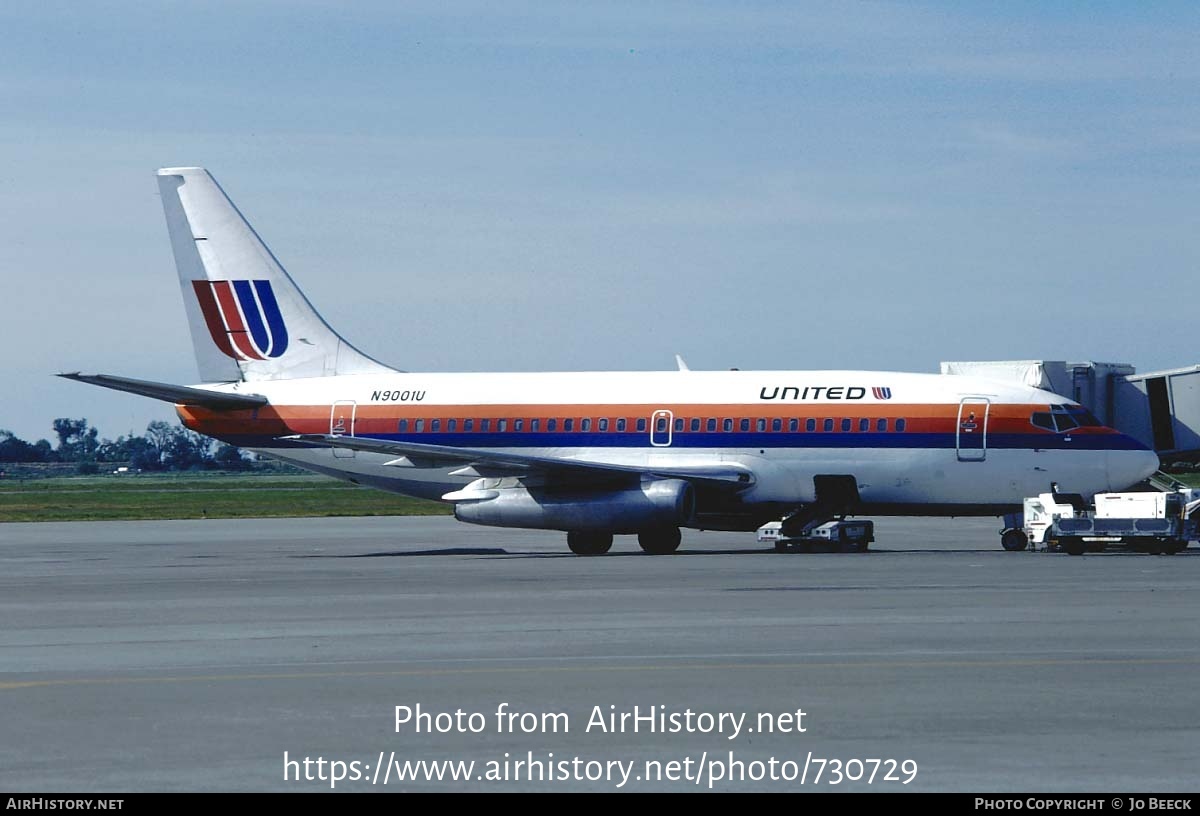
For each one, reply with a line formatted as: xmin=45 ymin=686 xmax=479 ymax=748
xmin=637 ymin=527 xmax=682 ymax=555
xmin=565 ymin=528 xmax=682 ymax=555
xmin=566 ymin=531 xmax=613 ymax=556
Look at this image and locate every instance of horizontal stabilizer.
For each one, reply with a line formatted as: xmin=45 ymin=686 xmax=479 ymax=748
xmin=58 ymin=373 xmax=268 ymax=410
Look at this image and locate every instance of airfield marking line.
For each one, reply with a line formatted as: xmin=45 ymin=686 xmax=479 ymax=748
xmin=2 ymin=656 xmax=1199 ymax=691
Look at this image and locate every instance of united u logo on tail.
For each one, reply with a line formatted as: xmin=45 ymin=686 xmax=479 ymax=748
xmin=192 ymin=279 xmax=289 ymax=360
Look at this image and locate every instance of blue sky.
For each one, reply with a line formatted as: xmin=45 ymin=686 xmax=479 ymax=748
xmin=1 ymin=2 xmax=1198 ymax=442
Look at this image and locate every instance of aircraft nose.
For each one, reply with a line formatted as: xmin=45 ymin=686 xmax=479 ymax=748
xmin=1107 ymin=447 xmax=1161 ymax=491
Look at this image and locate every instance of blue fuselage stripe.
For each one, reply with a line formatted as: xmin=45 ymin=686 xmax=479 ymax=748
xmin=223 ymin=430 xmax=1147 ymax=452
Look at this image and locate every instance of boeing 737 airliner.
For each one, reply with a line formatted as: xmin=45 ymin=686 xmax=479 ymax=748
xmin=62 ymin=168 xmax=1159 ymax=554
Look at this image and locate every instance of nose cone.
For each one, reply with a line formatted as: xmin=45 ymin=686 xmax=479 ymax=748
xmin=1107 ymin=448 xmax=1161 ymax=491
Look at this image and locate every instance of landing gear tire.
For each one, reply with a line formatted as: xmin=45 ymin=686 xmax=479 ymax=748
xmin=1063 ymin=537 xmax=1086 ymax=556
xmin=1001 ymin=529 xmax=1029 ymax=552
xmin=638 ymin=527 xmax=682 ymax=555
xmin=567 ymin=531 xmax=613 ymax=556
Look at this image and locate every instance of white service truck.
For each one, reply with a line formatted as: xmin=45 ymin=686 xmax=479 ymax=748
xmin=1023 ymin=488 xmax=1200 ymax=556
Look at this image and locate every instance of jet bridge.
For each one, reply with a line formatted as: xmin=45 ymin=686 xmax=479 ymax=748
xmin=1111 ymin=365 xmax=1200 ymax=463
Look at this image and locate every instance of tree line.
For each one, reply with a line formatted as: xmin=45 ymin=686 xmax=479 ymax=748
xmin=0 ymin=419 xmax=251 ymax=474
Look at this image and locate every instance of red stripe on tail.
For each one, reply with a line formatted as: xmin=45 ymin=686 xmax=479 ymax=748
xmin=191 ymin=280 xmax=238 ymax=359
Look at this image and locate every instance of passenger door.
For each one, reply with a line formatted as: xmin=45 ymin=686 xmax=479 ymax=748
xmin=956 ymin=398 xmax=989 ymax=462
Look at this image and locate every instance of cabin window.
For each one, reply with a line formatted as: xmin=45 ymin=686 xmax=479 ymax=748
xmin=839 ymin=418 xmax=849 ymax=432
xmin=823 ymin=419 xmax=833 ymax=432
xmin=707 ymin=418 xmax=717 ymax=432
xmin=514 ymin=419 xmax=524 ymax=431
xmin=564 ymin=419 xmax=574 ymax=432
xmin=896 ymin=418 xmax=906 ymax=432
xmin=674 ymin=418 xmax=684 ymax=432
xmin=756 ymin=418 xmax=766 ymax=431
xmin=398 ymin=419 xmax=408 ymax=433
xmin=788 ymin=418 xmax=797 ymax=432
xmin=877 ymin=418 xmax=887 ymax=432
xmin=447 ymin=419 xmax=457 ymax=432
xmin=464 ymin=419 xmax=474 ymax=431
xmin=617 ymin=418 xmax=626 ymax=431
xmin=740 ymin=419 xmax=750 ymax=432
xmin=723 ymin=418 xmax=733 ymax=432
xmin=480 ymin=419 xmax=490 ymax=431
xmin=806 ymin=418 xmax=816 ymax=432
xmin=691 ymin=418 xmax=701 ymax=432
xmin=429 ymin=419 xmax=440 ymax=432
xmin=497 ymin=419 xmax=507 ymax=432
xmin=598 ymin=418 xmax=608 ymax=431
xmin=581 ymin=418 xmax=592 ymax=432
xmin=772 ymin=418 xmax=782 ymax=432
xmin=655 ymin=417 xmax=667 ymax=433
xmin=547 ymin=419 xmax=557 ymax=431
xmin=415 ymin=419 xmax=425 ymax=432
xmin=637 ymin=418 xmax=647 ymax=432
xmin=530 ymin=419 xmax=539 ymax=432
xmin=859 ymin=418 xmax=869 ymax=432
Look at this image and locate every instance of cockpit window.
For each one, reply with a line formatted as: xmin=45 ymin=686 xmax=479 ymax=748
xmin=1066 ymin=406 xmax=1102 ymax=427
xmin=1053 ymin=413 xmax=1078 ymax=432
xmin=1030 ymin=412 xmax=1055 ymax=431
xmin=1033 ymin=405 xmax=1100 ymax=433
xmin=1052 ymin=403 xmax=1099 ymax=431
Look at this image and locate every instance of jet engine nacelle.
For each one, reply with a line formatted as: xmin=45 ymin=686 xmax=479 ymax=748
xmin=453 ymin=479 xmax=695 ymax=532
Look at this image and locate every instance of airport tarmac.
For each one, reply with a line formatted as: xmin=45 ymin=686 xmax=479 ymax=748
xmin=1 ymin=515 xmax=1197 ymax=792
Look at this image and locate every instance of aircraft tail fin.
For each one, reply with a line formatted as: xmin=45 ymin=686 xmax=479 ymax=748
xmin=155 ymin=167 xmax=396 ymax=383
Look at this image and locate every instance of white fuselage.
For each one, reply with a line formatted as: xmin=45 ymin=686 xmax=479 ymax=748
xmin=180 ymin=369 xmax=1160 ymax=525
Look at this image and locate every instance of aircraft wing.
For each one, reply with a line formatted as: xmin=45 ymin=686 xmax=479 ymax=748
xmin=289 ymin=434 xmax=754 ymax=489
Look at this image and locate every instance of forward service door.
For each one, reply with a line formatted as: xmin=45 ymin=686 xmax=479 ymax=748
xmin=330 ymin=400 xmax=356 ymax=458
xmin=956 ymin=397 xmax=990 ymax=462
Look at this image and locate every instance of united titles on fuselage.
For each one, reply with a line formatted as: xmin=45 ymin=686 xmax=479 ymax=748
xmin=759 ymin=385 xmax=868 ymax=401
